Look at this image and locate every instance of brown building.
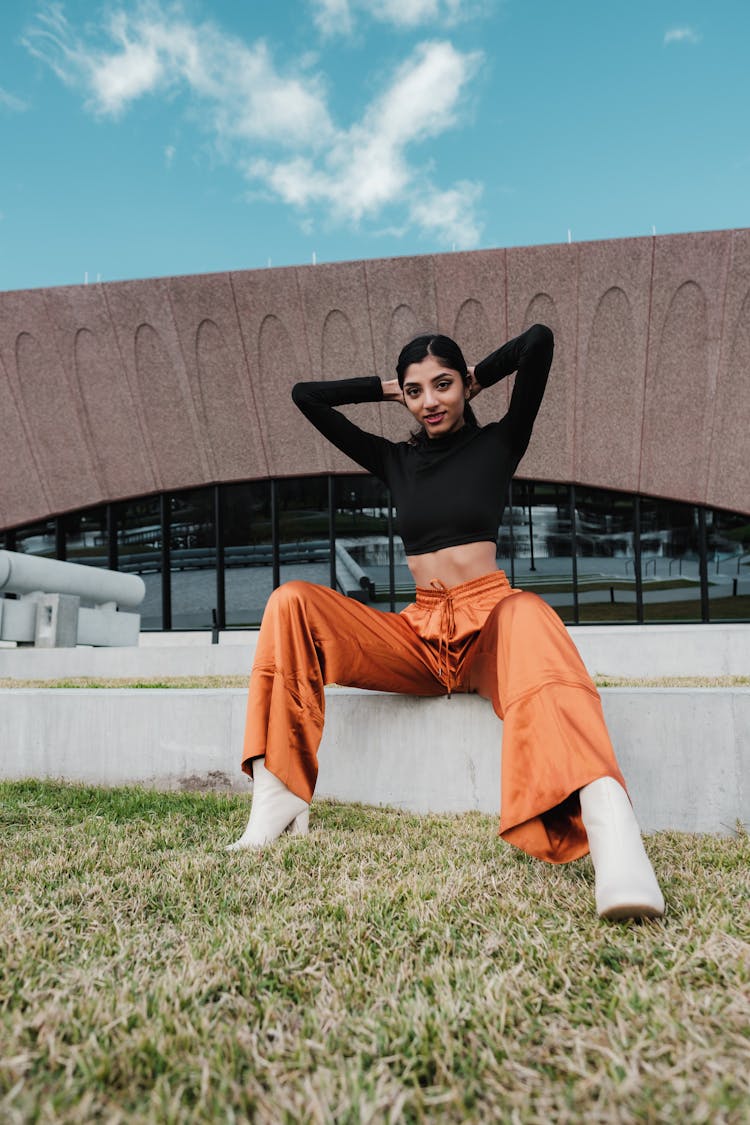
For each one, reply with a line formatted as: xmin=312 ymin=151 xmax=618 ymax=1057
xmin=1 ymin=229 xmax=748 ymax=629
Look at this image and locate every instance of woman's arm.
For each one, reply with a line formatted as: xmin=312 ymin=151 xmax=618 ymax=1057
xmin=472 ymin=324 xmax=554 ymax=463
xmin=292 ymin=376 xmax=395 ymax=478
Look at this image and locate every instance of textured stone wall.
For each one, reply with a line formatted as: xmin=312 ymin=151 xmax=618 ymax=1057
xmin=1 ymin=228 xmax=748 ymax=530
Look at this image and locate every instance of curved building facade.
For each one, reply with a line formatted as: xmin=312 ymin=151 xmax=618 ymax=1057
xmin=1 ymin=230 xmax=749 ymax=629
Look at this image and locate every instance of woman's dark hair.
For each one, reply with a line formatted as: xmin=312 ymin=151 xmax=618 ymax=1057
xmin=396 ymin=333 xmax=479 ymax=441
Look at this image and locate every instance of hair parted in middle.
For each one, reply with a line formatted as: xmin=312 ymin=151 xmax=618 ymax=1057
xmin=396 ymin=333 xmax=479 ymax=441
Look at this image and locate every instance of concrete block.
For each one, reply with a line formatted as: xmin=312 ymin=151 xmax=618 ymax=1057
xmin=34 ymin=594 xmax=79 ymax=648
xmin=0 ymin=685 xmax=748 ymax=836
xmin=77 ymin=607 xmax=141 ymax=647
xmin=0 ymin=597 xmax=37 ymax=643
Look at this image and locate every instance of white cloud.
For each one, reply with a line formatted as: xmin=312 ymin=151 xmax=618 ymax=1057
xmin=312 ymin=0 xmax=482 ymax=35
xmin=25 ymin=3 xmax=483 ymax=248
xmin=23 ymin=2 xmax=334 ymax=145
xmin=0 ymin=86 xmax=29 ymax=112
xmin=664 ymin=26 xmax=700 ymax=45
xmin=164 ymin=143 xmax=176 ymax=166
xmin=313 ymin=0 xmax=354 ymax=37
xmin=249 ymin=39 xmax=483 ymax=246
xmin=408 ymin=181 xmax=482 ymax=247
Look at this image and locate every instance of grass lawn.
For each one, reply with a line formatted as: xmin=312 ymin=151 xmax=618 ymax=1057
xmin=1 ymin=783 xmax=748 ymax=1123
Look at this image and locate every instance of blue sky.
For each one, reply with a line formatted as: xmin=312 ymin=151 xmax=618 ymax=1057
xmin=1 ymin=0 xmax=748 ymax=291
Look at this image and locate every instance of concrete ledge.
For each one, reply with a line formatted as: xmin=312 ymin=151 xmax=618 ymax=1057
xmin=1 ymin=687 xmax=747 ymax=834
xmin=0 ymin=642 xmax=255 ymax=680
xmin=1 ymin=622 xmax=748 ymax=681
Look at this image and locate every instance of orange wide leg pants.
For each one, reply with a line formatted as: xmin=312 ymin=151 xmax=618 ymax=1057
xmin=241 ymin=571 xmax=626 ymax=864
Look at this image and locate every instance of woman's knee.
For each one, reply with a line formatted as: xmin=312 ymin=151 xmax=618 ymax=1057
xmin=265 ymin=579 xmax=317 ymax=618
xmin=491 ymin=589 xmax=565 ymax=636
xmin=496 ymin=589 xmax=543 ymax=621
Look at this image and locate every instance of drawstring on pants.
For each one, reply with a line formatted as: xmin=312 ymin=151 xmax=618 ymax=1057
xmin=430 ymin=579 xmax=456 ymax=696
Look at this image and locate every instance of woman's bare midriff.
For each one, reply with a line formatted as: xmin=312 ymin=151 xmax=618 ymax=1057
xmin=406 ymin=541 xmax=498 ymax=589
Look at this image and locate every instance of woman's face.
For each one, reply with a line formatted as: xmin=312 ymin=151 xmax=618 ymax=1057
xmin=402 ymin=354 xmax=468 ymax=438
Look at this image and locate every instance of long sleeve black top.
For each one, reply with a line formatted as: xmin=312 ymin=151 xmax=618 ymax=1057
xmin=292 ymin=323 xmax=554 ymax=555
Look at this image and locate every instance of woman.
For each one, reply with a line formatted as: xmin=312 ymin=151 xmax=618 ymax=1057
xmin=228 ymin=324 xmax=665 ymax=922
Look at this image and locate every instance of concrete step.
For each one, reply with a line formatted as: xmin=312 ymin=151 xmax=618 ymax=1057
xmin=1 ymin=685 xmax=747 ymax=836
xmin=1 ymin=622 xmax=748 ymax=680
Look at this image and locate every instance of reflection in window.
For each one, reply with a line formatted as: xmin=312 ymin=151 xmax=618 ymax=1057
xmin=572 ymin=487 xmax=637 ymax=623
xmin=169 ymin=487 xmax=217 ymax=630
xmin=707 ymin=508 xmax=750 ymax=621
xmin=639 ymin=498 xmax=701 ymax=623
xmin=277 ymin=477 xmax=331 ymax=589
xmin=334 ymin=475 xmax=409 ymax=609
xmin=3 ymin=480 xmax=750 ymax=630
xmin=507 ymin=481 xmax=576 ymax=622
xmin=63 ymin=505 xmax=108 ymax=568
xmin=223 ymin=481 xmax=273 ymax=628
xmin=13 ymin=518 xmax=56 ymax=559
xmin=118 ymin=496 xmax=162 ymax=630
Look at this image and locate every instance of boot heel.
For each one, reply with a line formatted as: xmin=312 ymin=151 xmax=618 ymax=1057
xmin=286 ymin=808 xmax=310 ymax=836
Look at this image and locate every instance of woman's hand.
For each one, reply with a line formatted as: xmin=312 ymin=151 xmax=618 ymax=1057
xmin=466 ymin=366 xmax=482 ymax=400
xmin=381 ymin=379 xmax=405 ymax=404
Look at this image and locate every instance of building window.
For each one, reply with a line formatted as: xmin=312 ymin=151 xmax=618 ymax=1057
xmin=168 ymin=487 xmax=217 ymax=631
xmin=117 ymin=496 xmax=163 ymax=631
xmin=13 ymin=518 xmax=57 ymax=559
xmin=570 ymin=487 xmax=638 ymax=623
xmin=223 ymin=481 xmax=273 ymax=629
xmin=638 ymin=498 xmax=702 ymax=623
xmin=3 ymin=481 xmax=750 ymax=629
xmin=706 ymin=508 xmax=750 ymax=621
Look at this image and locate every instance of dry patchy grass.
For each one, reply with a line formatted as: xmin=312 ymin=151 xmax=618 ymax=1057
xmin=1 ymin=675 xmax=749 ymax=690
xmin=1 ymin=782 xmax=749 ymax=1123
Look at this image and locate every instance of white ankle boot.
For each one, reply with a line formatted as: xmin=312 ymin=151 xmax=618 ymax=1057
xmin=226 ymin=757 xmax=310 ymax=850
xmin=579 ymin=777 xmax=665 ymax=920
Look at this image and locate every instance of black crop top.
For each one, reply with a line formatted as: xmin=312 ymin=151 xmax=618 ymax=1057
xmin=292 ymin=323 xmax=554 ymax=555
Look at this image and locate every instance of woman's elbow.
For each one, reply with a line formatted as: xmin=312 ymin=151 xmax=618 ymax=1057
xmin=529 ymin=323 xmax=554 ymax=348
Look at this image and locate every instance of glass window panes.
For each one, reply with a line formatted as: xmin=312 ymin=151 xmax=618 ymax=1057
xmin=572 ymin=487 xmax=637 ymax=623
xmin=639 ymin=498 xmax=702 ymax=623
xmin=706 ymin=508 xmax=750 ymax=621
xmin=118 ymin=496 xmax=163 ymax=630
xmin=277 ymin=477 xmax=331 ymax=588
xmin=63 ymin=506 xmax=108 ymax=568
xmin=223 ymin=481 xmax=273 ymax=628
xmin=5 ymin=480 xmax=750 ymax=630
xmin=508 ymin=480 xmax=576 ymax=622
xmin=14 ymin=518 xmax=56 ymax=559
xmin=334 ymin=475 xmax=409 ymax=610
xmin=168 ymin=487 xmax=217 ymax=630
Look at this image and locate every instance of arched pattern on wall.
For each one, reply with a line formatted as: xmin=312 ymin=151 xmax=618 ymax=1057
xmin=387 ymin=304 xmax=420 ymax=367
xmin=1 ymin=232 xmax=749 ymax=530
xmin=707 ymin=289 xmax=750 ymax=506
xmin=578 ymin=287 xmax=641 ymax=490
xmin=518 ymin=294 xmax=569 ymax=476
xmin=641 ymin=281 xmax=709 ymax=500
xmin=453 ymin=298 xmax=493 ymax=356
xmin=321 ymin=309 xmax=359 ymax=378
xmin=134 ymin=323 xmax=203 ymax=489
xmin=195 ymin=318 xmax=257 ymax=479
xmin=0 ymin=350 xmax=49 ymax=523
xmin=15 ymin=331 xmax=98 ymax=510
xmin=453 ymin=298 xmax=497 ymax=426
xmin=74 ymin=328 xmax=155 ymax=498
xmin=258 ymin=314 xmax=326 ymax=475
xmin=320 ymin=308 xmax=384 ymax=469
